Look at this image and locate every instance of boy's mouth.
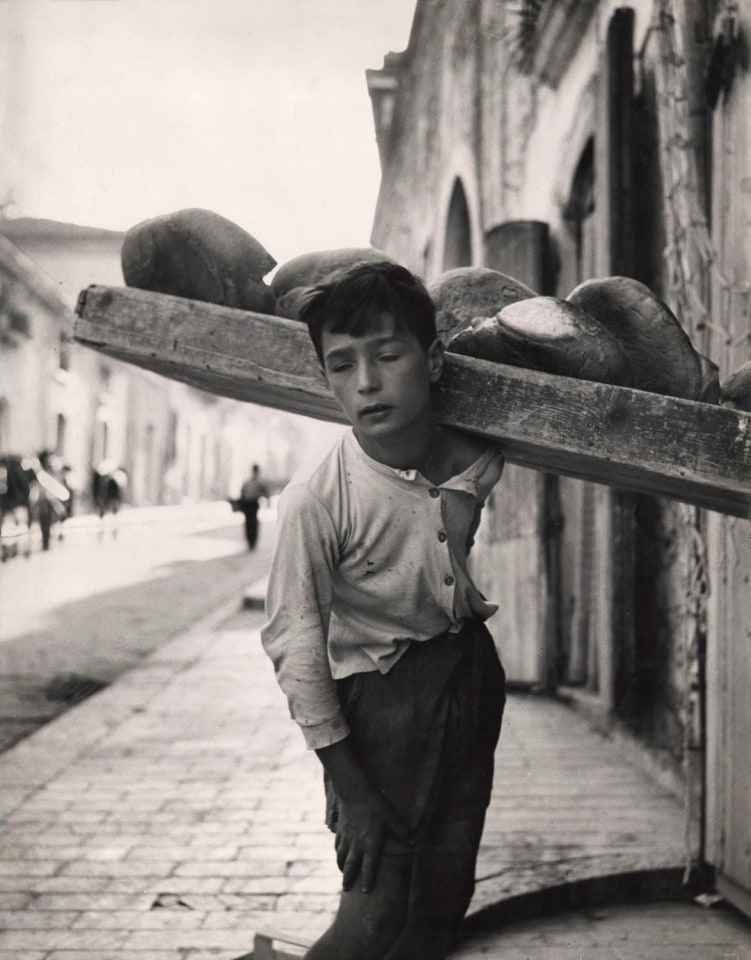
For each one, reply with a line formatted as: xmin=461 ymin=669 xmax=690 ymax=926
xmin=359 ymin=403 xmax=393 ymax=420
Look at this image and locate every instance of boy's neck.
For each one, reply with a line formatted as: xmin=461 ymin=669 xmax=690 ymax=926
xmin=354 ymin=417 xmax=446 ymax=478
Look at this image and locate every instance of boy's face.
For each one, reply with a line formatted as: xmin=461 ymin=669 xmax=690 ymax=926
xmin=320 ymin=312 xmax=443 ymax=441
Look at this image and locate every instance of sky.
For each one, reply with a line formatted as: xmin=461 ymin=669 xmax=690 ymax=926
xmin=2 ymin=0 xmax=416 ymax=266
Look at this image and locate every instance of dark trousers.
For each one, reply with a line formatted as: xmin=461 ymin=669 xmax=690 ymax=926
xmin=311 ymin=621 xmax=506 ymax=960
xmin=240 ymin=501 xmax=259 ymax=549
xmin=325 ymin=620 xmax=506 ymax=843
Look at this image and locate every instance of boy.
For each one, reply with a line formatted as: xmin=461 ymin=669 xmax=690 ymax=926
xmin=261 ymin=261 xmax=506 ymax=960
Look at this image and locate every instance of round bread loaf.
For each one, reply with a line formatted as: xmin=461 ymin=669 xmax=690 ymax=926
xmin=274 ymin=286 xmax=317 ymax=321
xmin=428 ymin=267 xmax=537 ymax=342
xmin=271 ymin=247 xmax=396 ymax=315
xmin=447 ymin=295 xmax=629 ymax=385
xmin=567 ymin=276 xmax=704 ymax=400
xmin=121 ymin=208 xmax=276 ymax=313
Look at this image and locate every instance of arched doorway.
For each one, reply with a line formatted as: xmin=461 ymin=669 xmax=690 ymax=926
xmin=442 ymin=178 xmax=472 ymax=270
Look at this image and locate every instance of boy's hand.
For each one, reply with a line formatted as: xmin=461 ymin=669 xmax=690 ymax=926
xmin=335 ymin=791 xmax=409 ymax=893
xmin=315 ymin=737 xmax=410 ymax=893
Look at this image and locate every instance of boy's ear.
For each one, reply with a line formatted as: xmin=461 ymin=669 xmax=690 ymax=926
xmin=428 ymin=338 xmax=444 ymax=383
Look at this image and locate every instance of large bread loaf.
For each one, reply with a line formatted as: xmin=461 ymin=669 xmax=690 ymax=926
xmin=272 ymin=247 xmax=396 ymax=318
xmin=567 ymin=277 xmax=704 ymax=400
xmin=428 ymin=267 xmax=537 ymax=342
xmin=121 ymin=208 xmax=276 ymax=314
xmin=447 ymin=295 xmax=628 ymax=385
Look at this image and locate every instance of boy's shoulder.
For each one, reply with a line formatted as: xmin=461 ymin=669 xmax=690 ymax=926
xmin=439 ymin=427 xmax=503 ymax=481
xmin=444 ymin=427 xmax=488 ymax=465
xmin=280 ymin=429 xmax=358 ymax=516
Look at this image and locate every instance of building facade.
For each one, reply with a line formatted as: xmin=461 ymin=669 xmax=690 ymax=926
xmin=368 ymin=0 xmax=751 ymax=914
xmin=0 ymin=217 xmax=316 ymax=511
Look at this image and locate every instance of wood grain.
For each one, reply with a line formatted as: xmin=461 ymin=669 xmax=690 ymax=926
xmin=74 ymin=285 xmax=751 ymax=518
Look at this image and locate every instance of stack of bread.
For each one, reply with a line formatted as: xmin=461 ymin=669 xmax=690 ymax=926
xmin=120 ymin=208 xmax=748 ymax=410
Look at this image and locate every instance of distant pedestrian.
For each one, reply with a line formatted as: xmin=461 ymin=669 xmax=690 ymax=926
xmin=92 ymin=460 xmax=127 ymax=539
xmin=238 ymin=464 xmax=269 ymax=550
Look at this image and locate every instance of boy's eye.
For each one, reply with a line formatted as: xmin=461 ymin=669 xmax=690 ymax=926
xmin=378 ymin=353 xmax=401 ymax=362
xmin=329 ymin=362 xmax=353 ymax=374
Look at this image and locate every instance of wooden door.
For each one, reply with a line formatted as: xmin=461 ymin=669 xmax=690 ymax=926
xmin=705 ymin=6 xmax=751 ymax=913
xmin=552 ymin=8 xmax=636 ymax=715
xmin=474 ymin=220 xmax=554 ymax=685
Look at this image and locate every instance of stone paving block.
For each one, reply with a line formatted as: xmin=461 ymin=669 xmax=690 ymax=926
xmin=126 ymin=845 xmax=239 ymax=862
xmin=174 ymin=861 xmax=274 ymax=878
xmin=0 ymin=843 xmax=88 ymax=862
xmin=221 ymin=877 xmax=295 ymax=896
xmin=96 ymin=875 xmax=168 ymax=894
xmin=0 ymin=929 xmax=131 ymax=950
xmin=285 ymin=861 xmax=338 ymax=879
xmin=0 ymin=875 xmax=111 ymax=894
xmin=70 ymin=909 xmax=205 ymax=930
xmin=125 ymin=928 xmax=255 ymax=951
xmin=0 ymin=909 xmax=82 ymax=929
xmin=0 ymin=859 xmax=61 ymax=877
xmin=113 ymin=876 xmax=225 ymax=896
xmin=223 ymin=831 xmax=298 ymax=849
xmin=62 ymin=859 xmax=179 ymax=877
xmin=55 ymin=811 xmax=108 ymax=825
xmin=30 ymin=892 xmax=153 ymax=911
xmin=0 ymin=952 xmax=47 ymax=960
xmin=199 ymin=910 xmax=264 ymax=929
xmin=38 ymin=953 xmax=176 ymax=960
xmin=0 ymin=893 xmax=29 ymax=909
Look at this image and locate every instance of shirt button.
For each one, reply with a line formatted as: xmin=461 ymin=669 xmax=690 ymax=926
xmin=444 ymin=575 xmax=455 ymax=586
xmin=438 ymin=531 xmax=447 ymax=542
xmin=429 ymin=488 xmax=440 ymax=498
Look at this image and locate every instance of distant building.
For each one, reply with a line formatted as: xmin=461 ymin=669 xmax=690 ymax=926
xmin=0 ymin=233 xmax=72 ymax=458
xmin=0 ymin=217 xmax=322 ymax=509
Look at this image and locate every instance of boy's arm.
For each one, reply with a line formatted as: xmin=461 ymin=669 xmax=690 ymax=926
xmin=315 ymin=738 xmax=409 ymax=893
xmin=262 ymin=483 xmax=408 ymax=891
xmin=261 ymin=484 xmax=344 ymax=747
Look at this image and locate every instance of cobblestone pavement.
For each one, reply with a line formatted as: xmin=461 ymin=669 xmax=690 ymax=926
xmin=0 ymin=597 xmax=749 ymax=958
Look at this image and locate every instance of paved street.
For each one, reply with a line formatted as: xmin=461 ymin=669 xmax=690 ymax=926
xmin=0 ymin=501 xmax=275 ymax=752
xmin=1 ymin=591 xmax=748 ymax=959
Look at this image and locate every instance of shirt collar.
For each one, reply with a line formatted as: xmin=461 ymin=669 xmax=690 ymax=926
xmin=345 ymin=429 xmax=495 ymax=495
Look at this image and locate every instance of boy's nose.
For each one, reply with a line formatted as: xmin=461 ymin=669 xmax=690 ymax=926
xmin=356 ymin=361 xmax=380 ymax=392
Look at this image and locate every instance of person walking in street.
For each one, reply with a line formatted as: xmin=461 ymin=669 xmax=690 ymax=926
xmin=261 ymin=261 xmax=507 ymax=960
xmin=238 ymin=464 xmax=268 ymax=551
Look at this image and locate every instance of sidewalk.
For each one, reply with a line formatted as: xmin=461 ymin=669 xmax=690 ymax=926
xmin=1 ymin=593 xmax=749 ymax=959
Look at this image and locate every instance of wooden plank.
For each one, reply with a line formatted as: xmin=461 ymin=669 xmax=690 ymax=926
xmin=73 ymin=285 xmax=751 ymax=518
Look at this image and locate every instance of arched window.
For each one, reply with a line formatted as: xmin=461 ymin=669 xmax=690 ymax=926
xmin=562 ymin=137 xmax=595 ymax=286
xmin=442 ymin=179 xmax=472 ymax=270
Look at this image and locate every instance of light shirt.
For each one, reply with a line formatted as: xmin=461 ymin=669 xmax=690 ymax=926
xmin=261 ymin=429 xmax=504 ymax=749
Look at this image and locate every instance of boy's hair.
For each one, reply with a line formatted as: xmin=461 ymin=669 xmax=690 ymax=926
xmin=298 ymin=260 xmax=438 ymax=365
